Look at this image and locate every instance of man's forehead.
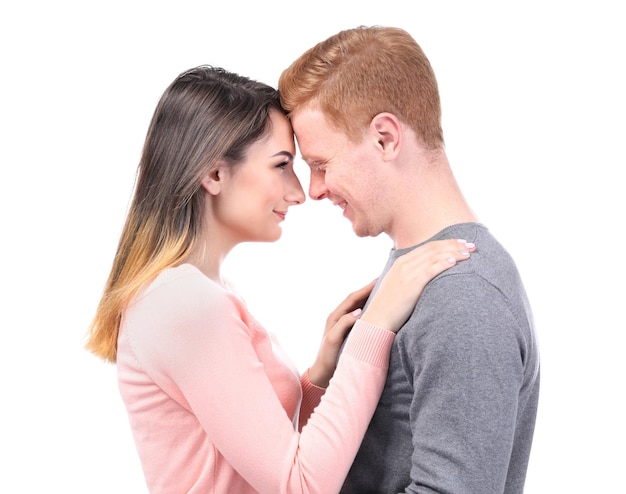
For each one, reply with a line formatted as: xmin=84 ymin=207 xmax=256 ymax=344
xmin=291 ymin=107 xmax=341 ymax=164
xmin=294 ymin=133 xmax=322 ymax=163
xmin=292 ymin=107 xmax=328 ymax=134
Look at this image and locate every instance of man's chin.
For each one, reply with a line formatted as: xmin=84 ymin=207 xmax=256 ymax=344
xmin=349 ymin=220 xmax=384 ymax=239
xmin=350 ymin=222 xmax=374 ymax=238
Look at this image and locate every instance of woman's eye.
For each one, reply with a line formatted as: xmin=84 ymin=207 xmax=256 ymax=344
xmin=276 ymin=161 xmax=289 ymax=169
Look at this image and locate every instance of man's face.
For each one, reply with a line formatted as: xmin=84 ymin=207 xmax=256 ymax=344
xmin=291 ymin=107 xmax=388 ymax=238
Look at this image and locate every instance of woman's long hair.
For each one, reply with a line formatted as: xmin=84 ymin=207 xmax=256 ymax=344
xmin=85 ymin=65 xmax=283 ymax=362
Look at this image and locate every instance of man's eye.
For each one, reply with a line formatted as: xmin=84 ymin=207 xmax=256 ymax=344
xmin=311 ymin=162 xmax=326 ymax=172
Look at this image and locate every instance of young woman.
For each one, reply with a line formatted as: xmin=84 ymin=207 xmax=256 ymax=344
xmin=85 ymin=65 xmax=474 ymax=493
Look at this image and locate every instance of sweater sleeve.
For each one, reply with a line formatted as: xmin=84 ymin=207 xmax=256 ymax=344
xmin=125 ymin=268 xmax=394 ymax=494
xmin=401 ymin=274 xmax=525 ymax=493
xmin=298 ymin=371 xmax=325 ymax=431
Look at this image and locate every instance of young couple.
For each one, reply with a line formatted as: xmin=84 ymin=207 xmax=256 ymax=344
xmin=86 ymin=26 xmax=539 ymax=494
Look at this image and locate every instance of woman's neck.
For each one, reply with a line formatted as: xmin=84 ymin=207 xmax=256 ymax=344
xmin=184 ymin=239 xmax=232 ymax=287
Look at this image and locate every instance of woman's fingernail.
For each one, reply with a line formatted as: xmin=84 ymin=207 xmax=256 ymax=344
xmin=351 ymin=308 xmax=362 ymax=317
xmin=465 ymin=242 xmax=475 ymax=249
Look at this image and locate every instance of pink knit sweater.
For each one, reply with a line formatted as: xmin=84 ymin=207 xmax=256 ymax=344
xmin=117 ymin=264 xmax=394 ymax=493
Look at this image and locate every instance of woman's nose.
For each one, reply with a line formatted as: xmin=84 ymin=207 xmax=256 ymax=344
xmin=286 ymin=174 xmax=306 ymax=205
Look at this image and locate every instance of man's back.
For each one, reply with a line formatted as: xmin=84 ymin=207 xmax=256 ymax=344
xmin=341 ymin=222 xmax=540 ymax=494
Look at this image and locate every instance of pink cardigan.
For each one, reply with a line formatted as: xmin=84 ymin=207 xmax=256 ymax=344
xmin=117 ymin=264 xmax=394 ymax=493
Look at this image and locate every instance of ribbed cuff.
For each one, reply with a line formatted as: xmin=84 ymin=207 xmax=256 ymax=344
xmin=299 ymin=370 xmax=326 ymax=426
xmin=343 ymin=320 xmax=395 ymax=368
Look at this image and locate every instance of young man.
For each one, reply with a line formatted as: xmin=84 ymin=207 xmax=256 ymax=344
xmin=279 ymin=26 xmax=540 ymax=493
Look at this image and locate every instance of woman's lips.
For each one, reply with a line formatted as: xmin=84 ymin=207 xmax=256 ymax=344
xmin=273 ymin=210 xmax=286 ymax=221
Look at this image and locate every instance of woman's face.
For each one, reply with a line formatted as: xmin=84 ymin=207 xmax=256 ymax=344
xmin=210 ymin=110 xmax=305 ymax=244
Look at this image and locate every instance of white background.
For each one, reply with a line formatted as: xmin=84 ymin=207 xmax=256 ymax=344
xmin=1 ymin=1 xmax=624 ymax=492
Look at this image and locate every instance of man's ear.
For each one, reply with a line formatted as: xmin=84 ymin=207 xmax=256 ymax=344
xmin=370 ymin=112 xmax=402 ymax=160
xmin=200 ymin=165 xmax=223 ymax=196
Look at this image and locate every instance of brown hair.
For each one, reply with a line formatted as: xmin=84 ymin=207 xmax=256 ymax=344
xmin=85 ymin=65 xmax=283 ymax=362
xmin=279 ymin=25 xmax=444 ymax=149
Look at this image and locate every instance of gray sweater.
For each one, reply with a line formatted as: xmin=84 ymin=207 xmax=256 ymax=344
xmin=341 ymin=223 xmax=540 ymax=494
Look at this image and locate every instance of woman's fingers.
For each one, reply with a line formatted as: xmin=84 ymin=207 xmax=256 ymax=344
xmin=310 ymin=308 xmax=363 ymax=387
xmin=326 ymin=308 xmax=362 ymax=344
xmin=325 ymin=279 xmax=377 ymax=332
xmin=395 ymin=239 xmax=474 ymax=281
xmin=360 ymin=239 xmax=475 ymax=332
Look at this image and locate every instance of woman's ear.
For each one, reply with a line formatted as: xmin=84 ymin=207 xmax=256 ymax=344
xmin=370 ymin=112 xmax=402 ymax=160
xmin=200 ymin=166 xmax=223 ymax=195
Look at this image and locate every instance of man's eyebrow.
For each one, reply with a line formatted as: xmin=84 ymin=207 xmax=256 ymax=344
xmin=299 ymin=154 xmax=320 ymax=163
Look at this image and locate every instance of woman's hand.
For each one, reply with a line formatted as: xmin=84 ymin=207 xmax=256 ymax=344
xmin=360 ymin=239 xmax=475 ymax=332
xmin=308 ymin=279 xmax=377 ymax=387
xmin=308 ymin=239 xmax=474 ymax=387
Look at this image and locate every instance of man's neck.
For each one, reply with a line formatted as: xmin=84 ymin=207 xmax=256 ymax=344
xmin=388 ymin=163 xmax=477 ymax=249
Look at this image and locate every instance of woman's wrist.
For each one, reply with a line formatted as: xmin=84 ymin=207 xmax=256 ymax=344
xmin=308 ymin=362 xmax=332 ymax=388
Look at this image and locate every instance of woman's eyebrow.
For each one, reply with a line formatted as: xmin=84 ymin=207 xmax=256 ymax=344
xmin=271 ymin=151 xmax=294 ymax=160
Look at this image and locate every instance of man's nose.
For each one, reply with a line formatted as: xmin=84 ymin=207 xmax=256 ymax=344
xmin=308 ymin=173 xmax=328 ymax=201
